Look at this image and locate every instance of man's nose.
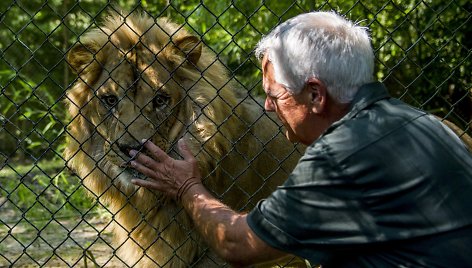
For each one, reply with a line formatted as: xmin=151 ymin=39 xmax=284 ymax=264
xmin=264 ymin=97 xmax=275 ymax=111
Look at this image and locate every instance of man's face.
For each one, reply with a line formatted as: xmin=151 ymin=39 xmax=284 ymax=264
xmin=261 ymin=56 xmax=315 ymax=144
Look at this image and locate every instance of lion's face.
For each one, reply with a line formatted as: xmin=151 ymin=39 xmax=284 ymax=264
xmin=91 ymin=50 xmax=178 ymax=172
xmin=66 ymin=15 xmax=202 ymax=191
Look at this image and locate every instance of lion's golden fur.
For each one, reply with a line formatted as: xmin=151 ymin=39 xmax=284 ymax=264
xmin=64 ymin=11 xmax=302 ymax=267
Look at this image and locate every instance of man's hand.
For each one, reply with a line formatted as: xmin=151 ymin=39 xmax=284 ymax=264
xmin=130 ymin=139 xmax=202 ymax=201
xmin=129 ymin=139 xmax=288 ymax=266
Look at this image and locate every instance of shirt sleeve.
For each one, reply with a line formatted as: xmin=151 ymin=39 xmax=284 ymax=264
xmin=247 ymin=141 xmax=376 ymax=260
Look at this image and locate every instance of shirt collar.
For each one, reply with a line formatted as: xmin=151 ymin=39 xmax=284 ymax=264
xmin=346 ymin=82 xmax=390 ymax=119
xmin=322 ymin=82 xmax=390 ymax=136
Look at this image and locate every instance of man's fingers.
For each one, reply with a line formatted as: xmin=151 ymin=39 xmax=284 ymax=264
xmin=142 ymin=139 xmax=168 ymax=162
xmin=130 ymin=149 xmax=154 ymax=167
xmin=130 ymin=158 xmax=161 ymax=179
xmin=178 ymin=139 xmax=195 ymax=161
xmin=131 ymin=178 xmax=162 ymax=191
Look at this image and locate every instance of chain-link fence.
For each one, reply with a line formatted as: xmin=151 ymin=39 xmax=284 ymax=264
xmin=1 ymin=0 xmax=471 ymax=267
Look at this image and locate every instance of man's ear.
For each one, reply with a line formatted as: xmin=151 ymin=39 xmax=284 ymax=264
xmin=306 ymin=77 xmax=327 ymax=114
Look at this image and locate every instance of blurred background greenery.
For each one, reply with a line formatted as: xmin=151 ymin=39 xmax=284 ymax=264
xmin=0 ymin=0 xmax=471 ymax=266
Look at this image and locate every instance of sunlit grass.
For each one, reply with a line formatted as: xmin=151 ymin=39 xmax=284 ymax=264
xmin=0 ymin=157 xmax=97 ymax=221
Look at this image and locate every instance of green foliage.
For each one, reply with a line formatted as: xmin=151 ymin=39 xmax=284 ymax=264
xmin=0 ymin=68 xmax=66 ymax=162
xmin=333 ymin=0 xmax=470 ymax=124
xmin=0 ymin=158 xmax=94 ymax=220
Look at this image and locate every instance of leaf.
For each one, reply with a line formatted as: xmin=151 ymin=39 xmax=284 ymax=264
xmin=41 ymin=121 xmax=56 ymax=135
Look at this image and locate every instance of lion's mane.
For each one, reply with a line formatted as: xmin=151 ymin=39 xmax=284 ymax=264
xmin=64 ymin=10 xmax=302 ymax=267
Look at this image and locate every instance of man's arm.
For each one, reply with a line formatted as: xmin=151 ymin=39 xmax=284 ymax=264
xmin=181 ymin=182 xmax=287 ymax=266
xmin=130 ymin=139 xmax=287 ymax=266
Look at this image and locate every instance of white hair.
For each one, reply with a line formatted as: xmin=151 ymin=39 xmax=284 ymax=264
xmin=255 ymin=11 xmax=375 ymax=103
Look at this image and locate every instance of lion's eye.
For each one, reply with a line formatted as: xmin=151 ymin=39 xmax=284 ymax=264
xmin=101 ymin=95 xmax=118 ymax=108
xmin=153 ymin=93 xmax=170 ymax=109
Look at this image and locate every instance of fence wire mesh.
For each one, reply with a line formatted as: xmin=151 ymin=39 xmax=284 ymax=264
xmin=0 ymin=0 xmax=471 ymax=267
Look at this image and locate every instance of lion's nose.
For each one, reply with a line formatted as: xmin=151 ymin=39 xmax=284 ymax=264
xmin=117 ymin=143 xmax=141 ymax=156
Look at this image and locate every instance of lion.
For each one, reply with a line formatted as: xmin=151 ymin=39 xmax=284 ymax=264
xmin=64 ymin=10 xmax=304 ymax=267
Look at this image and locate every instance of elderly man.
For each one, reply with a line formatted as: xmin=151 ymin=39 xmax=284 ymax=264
xmin=130 ymin=11 xmax=472 ymax=267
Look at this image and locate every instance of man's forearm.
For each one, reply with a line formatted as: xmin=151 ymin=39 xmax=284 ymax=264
xmin=181 ymin=183 xmax=252 ymax=264
xmin=180 ymin=183 xmax=287 ymax=266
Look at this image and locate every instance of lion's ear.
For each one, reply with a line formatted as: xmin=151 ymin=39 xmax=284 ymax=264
xmin=173 ymin=35 xmax=202 ymax=65
xmin=67 ymin=43 xmax=98 ymax=74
